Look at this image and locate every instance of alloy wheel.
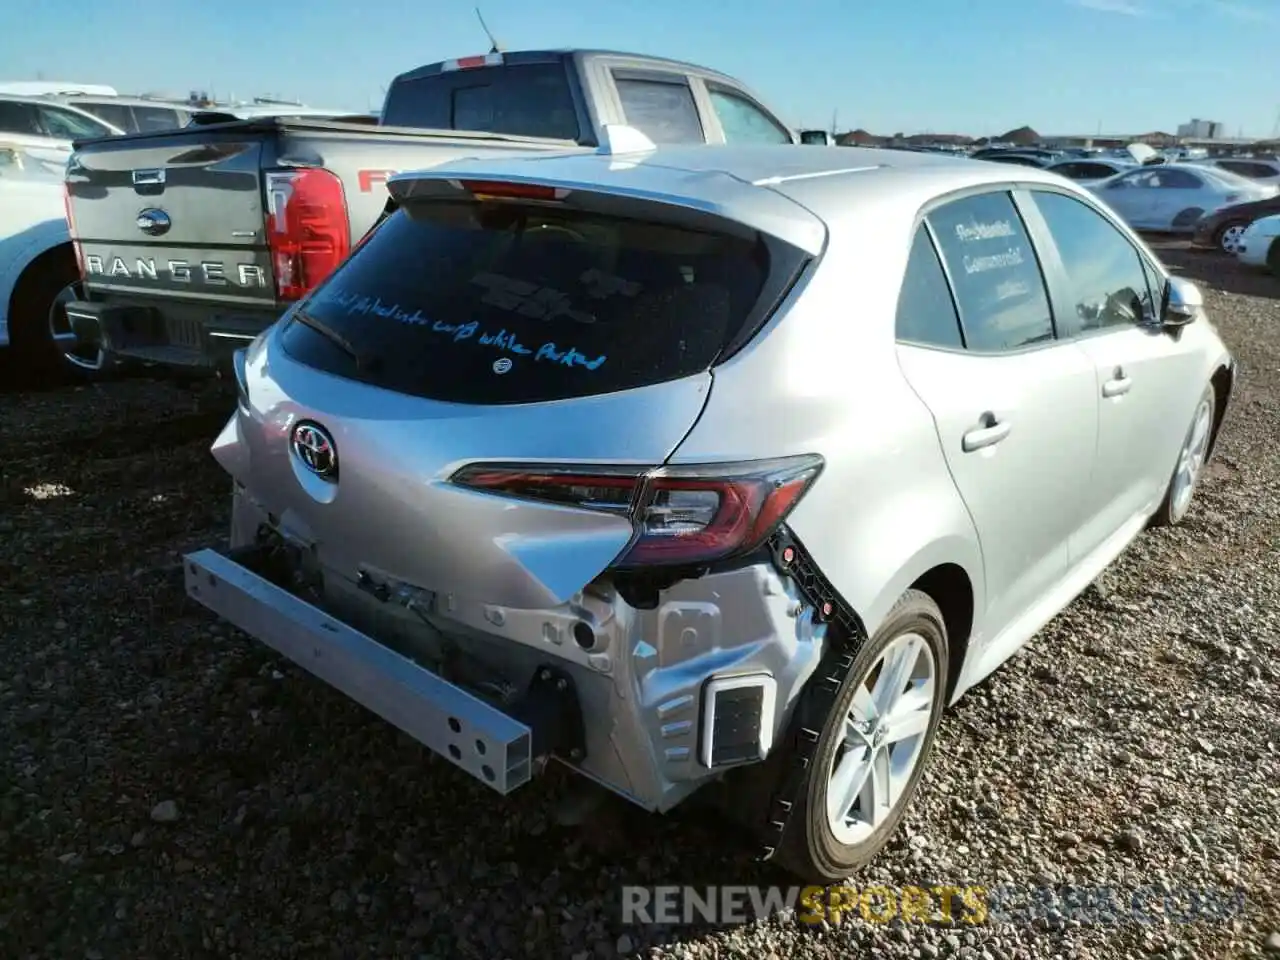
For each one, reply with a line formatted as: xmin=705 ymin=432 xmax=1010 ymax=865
xmin=825 ymin=631 xmax=938 ymax=846
xmin=1170 ymin=396 xmax=1213 ymax=521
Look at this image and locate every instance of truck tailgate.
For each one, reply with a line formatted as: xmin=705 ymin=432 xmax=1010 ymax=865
xmin=65 ymin=132 xmax=276 ymax=307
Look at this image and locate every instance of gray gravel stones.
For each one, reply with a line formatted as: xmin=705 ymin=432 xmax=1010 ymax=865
xmin=0 ymin=243 xmax=1276 ymax=958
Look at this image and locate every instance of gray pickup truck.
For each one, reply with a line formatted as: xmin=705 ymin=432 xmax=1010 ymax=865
xmin=60 ymin=49 xmax=826 ymax=375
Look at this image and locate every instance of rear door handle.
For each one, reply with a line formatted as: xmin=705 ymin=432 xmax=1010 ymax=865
xmin=1102 ymin=367 xmax=1132 ymax=398
xmin=962 ymin=413 xmax=1012 ymax=452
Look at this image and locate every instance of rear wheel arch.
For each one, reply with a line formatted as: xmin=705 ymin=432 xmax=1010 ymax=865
xmin=8 ymin=240 xmax=76 ymax=330
xmin=909 ymin=563 xmax=975 ymax=702
xmin=1172 ymin=207 xmax=1205 ymax=230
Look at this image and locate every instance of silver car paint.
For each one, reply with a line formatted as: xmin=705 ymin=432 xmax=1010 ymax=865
xmin=209 ymin=144 xmax=1233 ymax=808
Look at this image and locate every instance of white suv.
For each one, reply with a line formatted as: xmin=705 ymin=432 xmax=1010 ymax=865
xmin=0 ymin=94 xmax=123 ymax=165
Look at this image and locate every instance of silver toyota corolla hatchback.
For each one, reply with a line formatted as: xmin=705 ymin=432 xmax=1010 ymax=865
xmin=185 ymin=136 xmax=1235 ymax=883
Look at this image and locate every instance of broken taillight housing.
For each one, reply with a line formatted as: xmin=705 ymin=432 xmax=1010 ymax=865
xmin=450 ymin=455 xmax=824 ymax=568
xmin=62 ymin=182 xmax=85 ymax=279
xmin=264 ymin=167 xmax=351 ymax=301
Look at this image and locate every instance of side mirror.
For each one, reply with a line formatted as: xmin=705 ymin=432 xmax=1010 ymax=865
xmin=1160 ymin=276 xmax=1202 ymax=328
xmin=799 ymin=129 xmax=832 ymax=146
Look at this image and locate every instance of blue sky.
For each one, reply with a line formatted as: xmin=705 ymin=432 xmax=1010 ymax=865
xmin=2 ymin=0 xmax=1277 ymax=138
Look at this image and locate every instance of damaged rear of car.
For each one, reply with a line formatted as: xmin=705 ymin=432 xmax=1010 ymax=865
xmin=185 ymin=149 xmax=838 ymax=840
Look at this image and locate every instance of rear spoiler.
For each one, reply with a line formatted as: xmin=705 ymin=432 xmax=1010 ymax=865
xmin=386 ymin=126 xmax=828 ymax=257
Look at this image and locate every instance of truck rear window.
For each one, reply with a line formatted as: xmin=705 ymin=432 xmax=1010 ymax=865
xmin=279 ymin=200 xmax=773 ymax=404
xmin=381 ymin=63 xmax=579 ymax=141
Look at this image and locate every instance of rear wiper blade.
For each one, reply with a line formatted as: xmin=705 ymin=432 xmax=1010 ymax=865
xmin=289 ymin=309 xmax=373 ymax=371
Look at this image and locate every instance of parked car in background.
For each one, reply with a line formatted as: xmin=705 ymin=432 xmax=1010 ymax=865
xmin=63 ymin=48 xmax=820 ymax=377
xmin=1191 ymin=156 xmax=1280 ymax=184
xmin=0 ymin=93 xmax=123 ymax=165
xmin=187 ymin=102 xmax=354 ymax=122
xmin=0 ymin=143 xmax=95 ymax=376
xmin=970 ymin=147 xmax=1061 ymax=163
xmin=980 ymin=151 xmax=1055 ymax=168
xmin=41 ymin=93 xmax=192 ymax=133
xmin=1191 ymin=194 xmax=1280 ymax=254
xmin=1045 ymin=157 xmax=1136 ymax=186
xmin=1237 ymin=213 xmax=1280 ymax=276
xmin=183 ymin=143 xmax=1233 ymax=885
xmin=0 ymin=81 xmax=118 ymax=97
xmin=1089 ymin=163 xmax=1279 ymax=232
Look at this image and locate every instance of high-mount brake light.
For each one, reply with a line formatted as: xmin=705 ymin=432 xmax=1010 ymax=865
xmin=62 ymin=182 xmax=85 ymax=279
xmin=455 ymin=179 xmax=568 ymax=202
xmin=450 ymin=456 xmax=824 ymax=568
xmin=442 ymin=53 xmax=504 ymax=71
xmin=264 ymin=167 xmax=351 ymax=301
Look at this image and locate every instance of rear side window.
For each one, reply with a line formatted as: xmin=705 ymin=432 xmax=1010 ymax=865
xmin=381 ymin=63 xmax=579 ymax=140
xmin=615 ymin=76 xmax=704 ymax=144
xmin=895 ymin=226 xmax=962 ymax=348
xmin=927 ymin=192 xmax=1055 ymax=351
xmin=282 ymin=200 xmax=776 ymax=403
xmin=1218 ymin=160 xmax=1278 ymax=180
xmin=72 ymin=101 xmax=134 ymax=131
xmin=133 ymin=106 xmax=185 ymax=132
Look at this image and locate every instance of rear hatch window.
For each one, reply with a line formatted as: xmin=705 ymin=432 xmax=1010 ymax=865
xmin=280 ymin=198 xmax=781 ymax=404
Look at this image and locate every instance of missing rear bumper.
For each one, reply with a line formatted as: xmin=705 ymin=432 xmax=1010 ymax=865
xmin=184 ymin=547 xmax=551 ymax=794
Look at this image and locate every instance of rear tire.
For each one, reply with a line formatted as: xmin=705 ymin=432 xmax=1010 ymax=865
xmin=8 ymin=246 xmax=107 ymax=382
xmin=773 ymin=589 xmax=949 ymax=883
xmin=1267 ymin=238 xmax=1280 ymax=279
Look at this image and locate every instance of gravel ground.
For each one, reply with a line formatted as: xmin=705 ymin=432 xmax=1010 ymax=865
xmin=1 ymin=243 xmax=1277 ymax=959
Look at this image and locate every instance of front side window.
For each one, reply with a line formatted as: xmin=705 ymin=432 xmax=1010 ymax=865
xmin=1152 ymin=169 xmax=1203 ymax=189
xmin=282 ymin=199 xmax=785 ymax=404
xmin=0 ymin=100 xmax=40 ymax=136
xmin=36 ymin=105 xmax=114 ymax=139
xmin=1030 ymin=191 xmax=1155 ymax=333
xmin=927 ymin=191 xmax=1055 ymax=351
xmin=1110 ymin=170 xmax=1161 ymax=190
xmin=614 ymin=77 xmax=704 ymax=144
xmin=895 ymin=225 xmax=963 ymax=348
xmin=707 ymin=87 xmax=791 ymax=144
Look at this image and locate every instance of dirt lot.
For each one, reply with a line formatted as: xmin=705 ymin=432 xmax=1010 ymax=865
xmin=1 ymin=243 xmax=1277 ymax=959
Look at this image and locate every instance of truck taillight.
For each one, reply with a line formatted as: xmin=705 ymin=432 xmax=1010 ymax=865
xmin=264 ymin=168 xmax=350 ymax=302
xmin=450 ymin=455 xmax=824 ymax=568
xmin=62 ymin=182 xmax=85 ymax=279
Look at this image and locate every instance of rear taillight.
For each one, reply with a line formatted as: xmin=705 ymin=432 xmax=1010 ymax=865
xmin=264 ymin=168 xmax=350 ymax=302
xmin=62 ymin=182 xmax=85 ymax=279
xmin=451 ymin=455 xmax=824 ymax=568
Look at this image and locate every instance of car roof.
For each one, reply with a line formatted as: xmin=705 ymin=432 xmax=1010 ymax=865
xmin=44 ymin=94 xmax=191 ymax=110
xmin=388 ymin=143 xmax=1096 ymax=255
xmin=392 ymin=48 xmax=745 ymax=87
